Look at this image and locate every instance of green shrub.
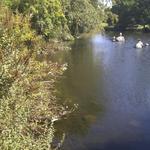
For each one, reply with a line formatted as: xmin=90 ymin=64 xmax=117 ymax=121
xmin=0 ymin=5 xmax=66 ymax=149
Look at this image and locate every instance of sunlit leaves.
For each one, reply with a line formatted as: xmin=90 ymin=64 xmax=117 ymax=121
xmin=62 ymin=0 xmax=106 ymax=36
xmin=9 ymin=0 xmax=66 ymax=39
xmin=0 ymin=5 xmax=66 ymax=149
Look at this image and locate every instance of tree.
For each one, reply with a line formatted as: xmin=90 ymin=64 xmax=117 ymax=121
xmin=135 ymin=0 xmax=150 ymax=29
xmin=62 ymin=0 xmax=106 ymax=36
xmin=112 ymin=0 xmax=150 ymax=30
xmin=8 ymin=0 xmax=67 ymax=39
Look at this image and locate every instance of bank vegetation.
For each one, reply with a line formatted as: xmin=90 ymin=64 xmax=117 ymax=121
xmin=0 ymin=0 xmax=110 ymax=149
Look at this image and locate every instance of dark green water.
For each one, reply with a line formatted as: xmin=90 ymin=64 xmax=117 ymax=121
xmin=54 ymin=33 xmax=150 ymax=150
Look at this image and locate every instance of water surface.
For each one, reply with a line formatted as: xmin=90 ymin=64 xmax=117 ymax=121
xmin=55 ymin=32 xmax=150 ymax=150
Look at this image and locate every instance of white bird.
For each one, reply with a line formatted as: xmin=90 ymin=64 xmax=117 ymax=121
xmin=145 ymin=43 xmax=149 ymax=46
xmin=135 ymin=40 xmax=144 ymax=49
xmin=116 ymin=33 xmax=125 ymax=42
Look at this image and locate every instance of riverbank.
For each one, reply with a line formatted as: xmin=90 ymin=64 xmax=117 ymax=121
xmin=0 ymin=5 xmax=73 ymax=150
xmin=0 ymin=1 xmax=109 ymax=149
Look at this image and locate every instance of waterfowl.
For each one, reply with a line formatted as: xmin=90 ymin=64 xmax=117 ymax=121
xmin=116 ymin=33 xmax=125 ymax=42
xmin=135 ymin=40 xmax=144 ymax=49
xmin=145 ymin=43 xmax=149 ymax=46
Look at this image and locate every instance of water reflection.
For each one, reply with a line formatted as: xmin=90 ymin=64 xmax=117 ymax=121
xmin=55 ymin=38 xmax=105 ymax=137
xmin=55 ymin=33 xmax=150 ymax=150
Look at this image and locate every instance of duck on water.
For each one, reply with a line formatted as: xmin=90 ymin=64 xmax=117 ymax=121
xmin=112 ymin=33 xmax=149 ymax=48
xmin=135 ymin=40 xmax=144 ymax=48
xmin=135 ymin=39 xmax=149 ymax=49
xmin=112 ymin=33 xmax=125 ymax=42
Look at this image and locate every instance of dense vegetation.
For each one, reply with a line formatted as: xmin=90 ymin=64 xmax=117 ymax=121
xmin=0 ymin=0 xmax=108 ymax=149
xmin=0 ymin=4 xmax=68 ymax=149
xmin=61 ymin=0 xmax=107 ymax=36
xmin=111 ymin=0 xmax=150 ymax=30
xmin=1 ymin=0 xmax=149 ymax=149
xmin=1 ymin=0 xmax=108 ymax=40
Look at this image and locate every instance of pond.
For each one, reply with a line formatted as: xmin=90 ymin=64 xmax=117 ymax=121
xmin=54 ymin=32 xmax=150 ymax=150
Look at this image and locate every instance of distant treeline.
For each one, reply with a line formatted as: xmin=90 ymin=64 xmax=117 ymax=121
xmin=1 ymin=0 xmax=112 ymax=40
xmin=111 ymin=0 xmax=150 ymax=31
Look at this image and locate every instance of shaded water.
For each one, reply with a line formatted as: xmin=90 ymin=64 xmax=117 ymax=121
xmin=55 ymin=32 xmax=150 ymax=150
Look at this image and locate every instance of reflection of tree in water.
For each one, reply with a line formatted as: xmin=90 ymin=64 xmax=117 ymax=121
xmin=53 ymin=38 xmax=105 ymax=147
xmin=53 ymin=33 xmax=150 ymax=150
xmin=54 ymin=100 xmax=103 ymax=136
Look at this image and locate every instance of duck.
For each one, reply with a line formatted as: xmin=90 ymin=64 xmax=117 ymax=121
xmin=145 ymin=43 xmax=149 ymax=46
xmin=135 ymin=40 xmax=144 ymax=49
xmin=116 ymin=33 xmax=125 ymax=42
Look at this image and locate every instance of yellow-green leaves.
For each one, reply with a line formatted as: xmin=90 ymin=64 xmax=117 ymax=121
xmin=0 ymin=5 xmax=66 ymax=149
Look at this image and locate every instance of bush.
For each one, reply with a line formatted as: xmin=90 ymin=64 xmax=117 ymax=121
xmin=0 ymin=5 xmax=66 ymax=149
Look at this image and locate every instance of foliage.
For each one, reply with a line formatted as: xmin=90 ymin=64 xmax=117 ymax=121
xmin=112 ymin=0 xmax=150 ymax=30
xmin=0 ymin=0 xmax=109 ymax=149
xmin=0 ymin=5 xmax=66 ymax=149
xmin=135 ymin=0 xmax=150 ymax=27
xmin=105 ymin=8 xmax=118 ymax=27
xmin=8 ymin=0 xmax=68 ymax=39
xmin=62 ymin=0 xmax=107 ymax=36
xmin=2 ymin=0 xmax=108 ymax=39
